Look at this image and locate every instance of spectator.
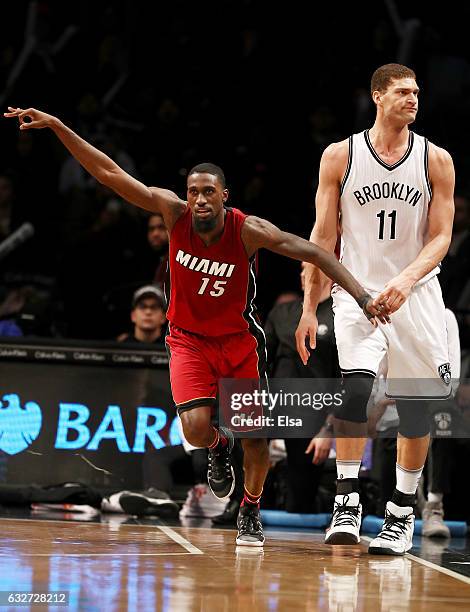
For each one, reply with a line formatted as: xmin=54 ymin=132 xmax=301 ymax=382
xmin=0 ymin=319 xmax=22 ymax=337
xmin=146 ymin=213 xmax=169 ymax=287
xmin=118 ymin=285 xmax=166 ymax=344
xmin=0 ymin=286 xmax=37 ymax=337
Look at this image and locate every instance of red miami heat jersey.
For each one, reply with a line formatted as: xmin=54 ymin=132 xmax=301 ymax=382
xmin=166 ymin=206 xmax=259 ymax=336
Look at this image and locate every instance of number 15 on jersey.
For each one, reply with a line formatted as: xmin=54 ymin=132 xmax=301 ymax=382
xmin=198 ymin=277 xmax=227 ymax=297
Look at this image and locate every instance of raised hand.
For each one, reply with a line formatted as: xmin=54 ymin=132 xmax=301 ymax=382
xmin=3 ymin=107 xmax=56 ymax=130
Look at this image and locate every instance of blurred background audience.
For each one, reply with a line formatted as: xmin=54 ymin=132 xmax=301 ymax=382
xmin=0 ymin=0 xmax=469 ymax=526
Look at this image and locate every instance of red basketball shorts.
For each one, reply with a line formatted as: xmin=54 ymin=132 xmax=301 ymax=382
xmin=165 ymin=324 xmax=267 ymax=414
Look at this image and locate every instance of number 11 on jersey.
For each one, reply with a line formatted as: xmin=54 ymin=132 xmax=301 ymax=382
xmin=377 ymin=209 xmax=397 ymax=240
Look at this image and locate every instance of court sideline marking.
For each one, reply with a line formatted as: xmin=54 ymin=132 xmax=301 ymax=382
xmin=361 ymin=536 xmax=470 ymax=586
xmin=0 ymin=517 xmax=204 ymax=556
xmin=156 ymin=525 xmax=204 ymax=555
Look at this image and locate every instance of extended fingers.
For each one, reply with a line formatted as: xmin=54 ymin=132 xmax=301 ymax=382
xmin=305 ymin=439 xmax=315 ymax=455
xmin=295 ymin=332 xmax=310 ymax=365
xmin=308 ymin=326 xmax=316 ymax=350
xmin=4 ymin=107 xmax=32 ymax=125
xmin=4 ymin=106 xmax=23 ymax=118
xmin=4 ymin=107 xmax=40 ymax=130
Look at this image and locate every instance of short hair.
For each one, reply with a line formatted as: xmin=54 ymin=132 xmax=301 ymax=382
xmin=188 ymin=163 xmax=226 ymax=188
xmin=371 ymin=63 xmax=416 ymax=95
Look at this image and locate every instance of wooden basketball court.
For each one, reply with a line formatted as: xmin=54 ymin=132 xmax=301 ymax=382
xmin=1 ymin=516 xmax=470 ymax=610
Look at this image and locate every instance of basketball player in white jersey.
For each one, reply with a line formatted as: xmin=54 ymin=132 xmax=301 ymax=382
xmin=296 ymin=63 xmax=455 ymax=555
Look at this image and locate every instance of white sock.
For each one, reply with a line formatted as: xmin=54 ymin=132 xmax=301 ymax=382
xmin=337 ymin=460 xmax=361 ymax=480
xmin=396 ymin=463 xmax=423 ymax=495
xmin=428 ymin=491 xmax=443 ymax=503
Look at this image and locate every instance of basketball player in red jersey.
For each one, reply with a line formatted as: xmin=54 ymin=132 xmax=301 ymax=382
xmin=4 ymin=106 xmax=389 ymax=547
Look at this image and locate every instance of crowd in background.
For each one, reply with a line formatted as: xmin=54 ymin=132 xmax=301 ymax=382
xmin=0 ymin=1 xmax=469 ymax=343
xmin=0 ymin=1 xmax=470 ymax=525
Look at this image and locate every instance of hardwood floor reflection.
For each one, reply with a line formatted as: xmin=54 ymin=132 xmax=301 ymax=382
xmin=0 ymin=518 xmax=469 ymax=611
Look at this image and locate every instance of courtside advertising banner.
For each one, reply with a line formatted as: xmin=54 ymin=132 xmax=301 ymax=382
xmin=0 ymin=342 xmax=179 ymax=489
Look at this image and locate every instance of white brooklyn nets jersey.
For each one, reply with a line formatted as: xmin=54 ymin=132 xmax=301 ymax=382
xmin=340 ymin=130 xmax=437 ymax=292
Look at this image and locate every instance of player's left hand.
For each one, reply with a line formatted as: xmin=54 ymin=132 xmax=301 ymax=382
xmin=305 ymin=434 xmax=332 ymax=464
xmin=373 ymin=275 xmax=414 ymax=314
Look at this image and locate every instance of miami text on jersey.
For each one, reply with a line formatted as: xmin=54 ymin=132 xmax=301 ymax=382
xmin=175 ymin=249 xmax=236 ymax=277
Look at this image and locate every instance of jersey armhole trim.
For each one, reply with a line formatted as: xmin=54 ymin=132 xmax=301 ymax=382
xmin=340 ymin=135 xmax=353 ymax=195
xmin=239 ymin=214 xmax=253 ymax=261
xmin=168 ymin=202 xmax=189 ymax=237
xmin=424 ymin=138 xmax=432 ymax=199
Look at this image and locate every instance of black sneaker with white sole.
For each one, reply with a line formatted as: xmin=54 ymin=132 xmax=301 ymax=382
xmin=236 ymin=504 xmax=265 ymax=547
xmin=119 ymin=492 xmax=179 ymax=518
xmin=207 ymin=427 xmax=235 ymax=500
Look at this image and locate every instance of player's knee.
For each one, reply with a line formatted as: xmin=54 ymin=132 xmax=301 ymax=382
xmin=333 ymin=373 xmax=374 ymax=423
xmin=396 ymin=400 xmax=431 ymax=438
xmin=179 ymin=409 xmax=211 ymax=447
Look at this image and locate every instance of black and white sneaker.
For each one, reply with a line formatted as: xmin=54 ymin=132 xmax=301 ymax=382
xmin=325 ymin=493 xmax=362 ymax=545
xmin=119 ymin=491 xmax=179 ymax=518
xmin=207 ymin=427 xmax=235 ymax=500
xmin=236 ymin=504 xmax=265 ymax=547
xmin=368 ymin=501 xmax=414 ymax=555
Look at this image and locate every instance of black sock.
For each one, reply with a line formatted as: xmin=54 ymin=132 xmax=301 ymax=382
xmin=391 ymin=488 xmax=415 ymax=508
xmin=336 ymin=478 xmax=360 ymax=495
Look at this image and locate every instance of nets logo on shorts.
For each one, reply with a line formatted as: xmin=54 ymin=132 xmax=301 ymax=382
xmin=438 ymin=363 xmax=451 ymax=385
xmin=434 ymin=411 xmax=452 ymax=437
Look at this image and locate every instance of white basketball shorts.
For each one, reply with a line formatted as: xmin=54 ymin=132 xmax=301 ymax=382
xmin=332 ymin=276 xmax=451 ymax=399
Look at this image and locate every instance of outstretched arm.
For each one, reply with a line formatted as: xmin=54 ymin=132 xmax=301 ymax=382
xmin=3 ymin=107 xmax=185 ymax=229
xmin=241 ymin=215 xmax=389 ymax=324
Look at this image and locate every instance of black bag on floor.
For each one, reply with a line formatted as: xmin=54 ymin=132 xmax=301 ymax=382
xmin=0 ymin=482 xmax=103 ymax=508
